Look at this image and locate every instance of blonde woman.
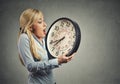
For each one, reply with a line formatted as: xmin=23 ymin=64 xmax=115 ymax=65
xmin=17 ymin=8 xmax=75 ymax=84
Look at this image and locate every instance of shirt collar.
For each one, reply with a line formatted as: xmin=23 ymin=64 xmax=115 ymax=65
xmin=32 ymin=33 xmax=44 ymax=46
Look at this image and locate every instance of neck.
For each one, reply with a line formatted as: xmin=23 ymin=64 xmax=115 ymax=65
xmin=38 ymin=38 xmax=43 ymax=44
xmin=32 ymin=33 xmax=43 ymax=44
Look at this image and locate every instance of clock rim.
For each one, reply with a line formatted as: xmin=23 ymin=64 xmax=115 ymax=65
xmin=45 ymin=17 xmax=81 ymax=58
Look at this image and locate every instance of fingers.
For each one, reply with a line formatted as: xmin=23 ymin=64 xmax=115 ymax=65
xmin=71 ymin=52 xmax=76 ymax=57
xmin=67 ymin=52 xmax=76 ymax=58
xmin=67 ymin=56 xmax=72 ymax=62
xmin=58 ymin=52 xmax=77 ymax=64
xmin=66 ymin=52 xmax=76 ymax=62
xmin=65 ymin=51 xmax=76 ymax=56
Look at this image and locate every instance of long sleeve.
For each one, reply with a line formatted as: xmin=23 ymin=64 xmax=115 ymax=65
xmin=17 ymin=34 xmax=59 ymax=73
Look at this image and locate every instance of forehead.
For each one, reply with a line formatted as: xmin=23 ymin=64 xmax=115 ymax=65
xmin=34 ymin=12 xmax=43 ymax=20
xmin=36 ymin=15 xmax=44 ymax=21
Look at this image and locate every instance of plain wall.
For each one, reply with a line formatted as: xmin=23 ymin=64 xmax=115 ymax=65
xmin=0 ymin=0 xmax=120 ymax=84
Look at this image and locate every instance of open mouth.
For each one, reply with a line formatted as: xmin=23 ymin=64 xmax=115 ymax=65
xmin=43 ymin=29 xmax=46 ymax=35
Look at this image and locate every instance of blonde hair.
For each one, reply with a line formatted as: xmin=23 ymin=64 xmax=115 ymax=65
xmin=18 ymin=8 xmax=43 ymax=64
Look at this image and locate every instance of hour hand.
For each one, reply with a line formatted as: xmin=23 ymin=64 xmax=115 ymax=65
xmin=54 ymin=36 xmax=65 ymax=46
xmin=50 ymin=39 xmax=58 ymax=44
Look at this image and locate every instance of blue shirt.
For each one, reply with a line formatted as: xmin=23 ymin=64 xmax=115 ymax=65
xmin=17 ymin=33 xmax=59 ymax=84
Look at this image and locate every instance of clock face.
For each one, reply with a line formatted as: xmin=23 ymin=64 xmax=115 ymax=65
xmin=46 ymin=18 xmax=78 ymax=57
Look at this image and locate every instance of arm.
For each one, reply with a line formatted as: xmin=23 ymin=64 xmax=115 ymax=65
xmin=17 ymin=34 xmax=59 ymax=73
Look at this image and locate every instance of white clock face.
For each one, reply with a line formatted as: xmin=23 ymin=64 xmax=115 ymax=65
xmin=47 ymin=19 xmax=76 ymax=57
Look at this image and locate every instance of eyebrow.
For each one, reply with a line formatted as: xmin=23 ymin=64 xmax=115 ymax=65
xmin=38 ymin=18 xmax=42 ymax=20
xmin=37 ymin=19 xmax=42 ymax=22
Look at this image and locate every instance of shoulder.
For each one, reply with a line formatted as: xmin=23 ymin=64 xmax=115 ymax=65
xmin=19 ymin=33 xmax=29 ymax=40
xmin=18 ymin=33 xmax=30 ymax=44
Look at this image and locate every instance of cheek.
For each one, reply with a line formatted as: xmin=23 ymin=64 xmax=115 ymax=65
xmin=32 ymin=26 xmax=39 ymax=33
xmin=35 ymin=28 xmax=42 ymax=35
xmin=38 ymin=29 xmax=43 ymax=35
xmin=33 ymin=25 xmax=40 ymax=32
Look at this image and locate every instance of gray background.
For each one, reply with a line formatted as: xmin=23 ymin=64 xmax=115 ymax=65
xmin=0 ymin=0 xmax=120 ymax=84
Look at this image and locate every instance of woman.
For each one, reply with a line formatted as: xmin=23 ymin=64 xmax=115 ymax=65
xmin=17 ymin=8 xmax=75 ymax=84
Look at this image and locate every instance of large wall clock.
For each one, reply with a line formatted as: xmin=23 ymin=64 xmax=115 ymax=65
xmin=45 ymin=17 xmax=81 ymax=58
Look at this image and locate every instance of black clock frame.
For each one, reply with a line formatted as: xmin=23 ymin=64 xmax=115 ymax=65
xmin=45 ymin=17 xmax=81 ymax=59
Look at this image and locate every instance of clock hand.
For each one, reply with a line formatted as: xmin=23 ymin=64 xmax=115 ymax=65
xmin=50 ymin=36 xmax=65 ymax=44
xmin=50 ymin=39 xmax=59 ymax=44
xmin=54 ymin=36 xmax=65 ymax=46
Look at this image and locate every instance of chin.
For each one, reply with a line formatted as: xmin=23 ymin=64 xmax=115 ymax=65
xmin=37 ymin=33 xmax=46 ymax=38
xmin=41 ymin=35 xmax=46 ymax=38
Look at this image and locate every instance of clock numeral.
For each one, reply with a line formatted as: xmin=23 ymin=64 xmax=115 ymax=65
xmin=60 ymin=21 xmax=64 ymax=27
xmin=62 ymin=52 xmax=65 ymax=55
xmin=56 ymin=51 xmax=59 ymax=56
xmin=55 ymin=26 xmax=59 ymax=31
xmin=66 ymin=21 xmax=70 ymax=27
xmin=50 ymin=40 xmax=53 ymax=44
xmin=71 ymin=27 xmax=74 ymax=31
xmin=73 ymin=35 xmax=76 ymax=38
xmin=51 ymin=47 xmax=55 ymax=51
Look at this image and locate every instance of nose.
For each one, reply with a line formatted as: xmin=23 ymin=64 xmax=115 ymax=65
xmin=44 ymin=21 xmax=47 ymax=28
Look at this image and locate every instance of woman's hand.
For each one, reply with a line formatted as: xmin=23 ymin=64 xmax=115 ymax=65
xmin=57 ymin=52 xmax=76 ymax=65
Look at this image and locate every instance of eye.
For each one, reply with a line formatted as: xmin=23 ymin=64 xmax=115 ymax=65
xmin=38 ymin=21 xmax=42 ymax=24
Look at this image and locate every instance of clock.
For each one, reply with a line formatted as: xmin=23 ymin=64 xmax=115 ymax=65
xmin=45 ymin=17 xmax=81 ymax=58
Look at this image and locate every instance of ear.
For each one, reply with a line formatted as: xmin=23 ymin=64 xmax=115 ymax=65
xmin=29 ymin=27 xmax=32 ymax=31
xmin=30 ymin=26 xmax=35 ymax=32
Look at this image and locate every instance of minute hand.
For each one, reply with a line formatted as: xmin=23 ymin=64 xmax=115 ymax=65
xmin=54 ymin=36 xmax=65 ymax=46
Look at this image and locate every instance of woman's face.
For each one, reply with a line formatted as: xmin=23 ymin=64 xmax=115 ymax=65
xmin=32 ymin=16 xmax=47 ymax=40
